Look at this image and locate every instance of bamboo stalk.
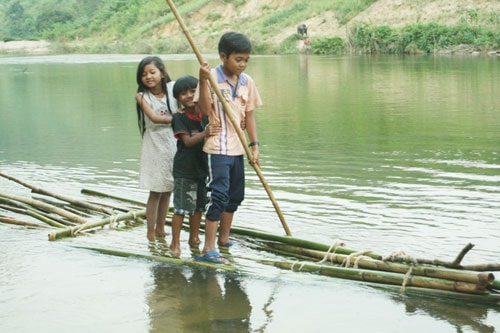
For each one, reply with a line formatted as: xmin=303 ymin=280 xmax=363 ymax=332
xmin=81 ymin=188 xmax=146 ymax=208
xmin=233 ymin=227 xmax=499 ymax=279
xmin=48 ymin=209 xmax=146 ymax=241
xmin=0 ymin=216 xmax=53 ymax=229
xmin=0 ymin=193 xmax=88 ymax=224
xmin=263 ymin=242 xmax=495 ymax=286
xmin=463 ymin=264 xmax=500 ymax=272
xmin=63 ymin=205 xmax=93 ymax=217
xmin=30 ymin=209 xmax=76 ymax=226
xmin=0 ymin=172 xmax=115 ymax=214
xmin=25 ymin=210 xmax=67 ymax=228
xmin=258 ymin=259 xmax=489 ymax=294
xmin=229 ymin=226 xmax=383 ymax=260
xmin=0 ymin=203 xmax=26 ymax=214
xmin=452 ymin=243 xmax=475 ymax=266
xmin=0 ymin=195 xmax=31 ymax=210
xmin=1 ymin=196 xmax=75 ymax=227
xmin=75 ymin=246 xmax=236 ymax=271
xmin=85 ymin=199 xmax=131 ymax=212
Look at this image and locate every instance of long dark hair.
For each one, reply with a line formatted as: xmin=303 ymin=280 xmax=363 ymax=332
xmin=135 ymin=56 xmax=172 ymax=136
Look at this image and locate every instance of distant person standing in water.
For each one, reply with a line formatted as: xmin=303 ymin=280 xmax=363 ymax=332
xmin=135 ymin=56 xmax=177 ymax=241
xmin=304 ymin=36 xmax=311 ymax=55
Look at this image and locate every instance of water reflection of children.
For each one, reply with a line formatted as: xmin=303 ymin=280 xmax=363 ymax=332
xmin=147 ymin=265 xmax=251 ymax=331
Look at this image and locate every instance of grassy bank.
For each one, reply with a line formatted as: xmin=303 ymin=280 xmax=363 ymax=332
xmin=309 ymin=22 xmax=500 ymax=55
xmin=1 ymin=0 xmax=499 ymax=55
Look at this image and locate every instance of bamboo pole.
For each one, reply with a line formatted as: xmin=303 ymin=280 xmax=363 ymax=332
xmin=25 ymin=210 xmax=67 ymax=228
xmin=62 ymin=205 xmax=93 ymax=217
xmin=81 ymin=188 xmax=146 ymax=208
xmin=0 ymin=172 xmax=114 ymax=214
xmin=258 ymin=259 xmax=489 ymax=294
xmin=0 ymin=203 xmax=26 ymax=214
xmin=85 ymin=199 xmax=131 ymax=213
xmin=0 ymin=198 xmax=73 ymax=227
xmin=163 ymin=0 xmax=291 ymax=236
xmin=75 ymin=246 xmax=236 ymax=271
xmin=263 ymin=242 xmax=495 ymax=286
xmin=0 ymin=195 xmax=30 ymax=210
xmin=229 ymin=226 xmax=383 ymax=260
xmin=0 ymin=216 xmax=53 ymax=229
xmin=0 ymin=193 xmax=88 ymax=224
xmin=29 ymin=209 xmax=76 ymax=227
xmin=48 ymin=209 xmax=146 ymax=241
xmin=463 ymin=264 xmax=500 ymax=272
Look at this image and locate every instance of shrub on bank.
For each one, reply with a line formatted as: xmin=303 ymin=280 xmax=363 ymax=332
xmin=344 ymin=22 xmax=500 ymax=55
xmin=312 ymin=37 xmax=346 ymax=55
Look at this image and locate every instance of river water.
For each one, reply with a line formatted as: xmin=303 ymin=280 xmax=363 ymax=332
xmin=0 ymin=53 xmax=499 ymax=332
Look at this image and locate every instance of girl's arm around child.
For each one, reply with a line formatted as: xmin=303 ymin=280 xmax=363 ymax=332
xmin=136 ymin=93 xmax=173 ymax=124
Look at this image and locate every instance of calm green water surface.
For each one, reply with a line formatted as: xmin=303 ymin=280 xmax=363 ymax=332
xmin=1 ymin=54 xmax=499 ymax=332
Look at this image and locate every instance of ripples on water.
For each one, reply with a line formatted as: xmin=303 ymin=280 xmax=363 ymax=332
xmin=248 ymin=144 xmax=499 ymax=263
xmin=1 ymin=54 xmax=499 ymax=332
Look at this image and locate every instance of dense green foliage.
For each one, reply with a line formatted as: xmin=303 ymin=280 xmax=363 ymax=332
xmin=1 ymin=0 xmax=498 ymax=54
xmin=311 ymin=22 xmax=500 ymax=55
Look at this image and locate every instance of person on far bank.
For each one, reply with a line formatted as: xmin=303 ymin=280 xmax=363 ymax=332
xmin=195 ymin=32 xmax=262 ymax=264
xmin=303 ymin=36 xmax=311 ymax=55
xmin=135 ymin=56 xmax=177 ymax=242
xmin=169 ymin=75 xmax=221 ymax=258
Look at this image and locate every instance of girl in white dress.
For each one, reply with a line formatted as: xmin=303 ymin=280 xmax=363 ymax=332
xmin=135 ymin=56 xmax=177 ymax=241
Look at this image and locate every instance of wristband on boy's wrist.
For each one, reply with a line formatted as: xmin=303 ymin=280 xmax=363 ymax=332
xmin=248 ymin=141 xmax=259 ymax=147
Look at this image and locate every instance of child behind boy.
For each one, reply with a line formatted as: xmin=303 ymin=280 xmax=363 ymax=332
xmin=169 ymin=75 xmax=220 ymax=257
xmin=195 ymin=32 xmax=263 ymax=264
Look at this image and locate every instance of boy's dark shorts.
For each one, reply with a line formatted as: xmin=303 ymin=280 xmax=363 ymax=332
xmin=173 ymin=177 xmax=207 ymax=216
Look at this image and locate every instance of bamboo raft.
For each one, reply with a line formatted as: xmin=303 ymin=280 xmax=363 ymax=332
xmin=1 ymin=172 xmax=499 ymax=306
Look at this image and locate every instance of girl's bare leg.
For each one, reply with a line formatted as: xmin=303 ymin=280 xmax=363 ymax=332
xmin=146 ymin=191 xmax=161 ymax=241
xmin=155 ymin=192 xmax=171 ymax=237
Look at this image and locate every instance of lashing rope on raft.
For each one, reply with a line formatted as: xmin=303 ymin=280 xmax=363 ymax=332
xmin=291 ymin=261 xmax=306 ymax=271
xmin=108 ymin=214 xmax=118 ymax=229
xmin=382 ymin=249 xmax=418 ymax=293
xmin=318 ymin=240 xmax=345 ymax=264
xmin=342 ymin=250 xmax=373 ymax=268
xmin=401 ymin=265 xmax=415 ymax=293
xmin=71 ymin=213 xmax=120 ymax=236
xmin=383 ymin=249 xmax=418 ymax=264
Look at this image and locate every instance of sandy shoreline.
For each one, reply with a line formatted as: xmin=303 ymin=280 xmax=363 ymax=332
xmin=0 ymin=40 xmax=51 ymax=54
